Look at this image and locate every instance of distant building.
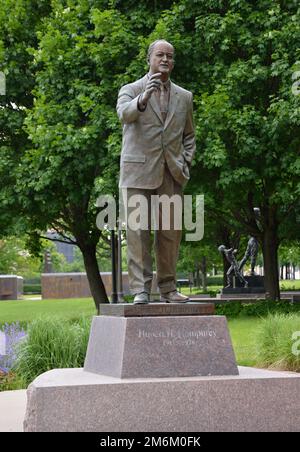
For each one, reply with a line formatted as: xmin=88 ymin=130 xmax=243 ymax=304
xmin=46 ymin=231 xmax=75 ymax=263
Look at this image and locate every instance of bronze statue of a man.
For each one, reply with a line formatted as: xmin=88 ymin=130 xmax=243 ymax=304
xmin=117 ymin=40 xmax=196 ymax=304
xmin=218 ymin=245 xmax=248 ymax=288
xmin=238 ymin=236 xmax=259 ymax=276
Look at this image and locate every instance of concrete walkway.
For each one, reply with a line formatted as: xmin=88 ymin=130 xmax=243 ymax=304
xmin=0 ymin=390 xmax=26 ymax=432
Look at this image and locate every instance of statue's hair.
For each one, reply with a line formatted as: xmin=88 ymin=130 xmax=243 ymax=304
xmin=147 ymin=39 xmax=175 ymax=63
xmin=218 ymin=245 xmax=226 ymax=254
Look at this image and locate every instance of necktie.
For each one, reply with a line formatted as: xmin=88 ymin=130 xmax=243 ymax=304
xmin=159 ymin=82 xmax=168 ymax=120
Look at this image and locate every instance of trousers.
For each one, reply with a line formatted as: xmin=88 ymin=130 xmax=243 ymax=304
xmin=122 ymin=164 xmax=182 ymax=295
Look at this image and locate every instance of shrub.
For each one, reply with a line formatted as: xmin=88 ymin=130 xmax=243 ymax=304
xmin=216 ymin=300 xmax=300 ymax=318
xmin=207 ymin=276 xmax=223 ymax=286
xmin=24 ymin=284 xmax=41 ymax=294
xmin=24 ymin=277 xmax=41 ymax=285
xmin=215 ymin=301 xmax=243 ymax=317
xmin=13 ymin=316 xmax=91 ymax=385
xmin=256 ymin=313 xmax=300 ymax=372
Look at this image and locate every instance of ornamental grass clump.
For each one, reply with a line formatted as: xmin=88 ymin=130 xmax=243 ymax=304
xmin=13 ymin=316 xmax=91 ymax=385
xmin=256 ymin=313 xmax=300 ymax=372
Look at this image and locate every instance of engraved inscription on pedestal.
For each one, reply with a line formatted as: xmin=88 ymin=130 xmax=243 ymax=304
xmin=137 ymin=326 xmax=217 ymax=347
xmin=137 ymin=326 xmax=218 ymax=344
xmin=84 ymin=315 xmax=238 ymax=378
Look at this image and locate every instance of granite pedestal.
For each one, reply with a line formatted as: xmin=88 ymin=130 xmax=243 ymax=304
xmin=24 ymin=367 xmax=300 ymax=432
xmin=84 ymin=303 xmax=238 ymax=378
xmin=0 ymin=275 xmax=23 ymax=300
xmin=221 ymin=275 xmax=265 ymax=295
xmin=24 ymin=302 xmax=300 ymax=432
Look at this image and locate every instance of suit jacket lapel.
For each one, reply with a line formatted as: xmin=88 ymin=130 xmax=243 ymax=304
xmin=141 ymin=75 xmax=178 ymax=126
xmin=164 ymin=82 xmax=178 ymax=129
xmin=149 ymin=94 xmax=164 ymax=124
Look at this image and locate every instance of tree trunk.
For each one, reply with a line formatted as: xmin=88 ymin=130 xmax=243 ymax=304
xmin=200 ymin=256 xmax=207 ymax=292
xmin=195 ymin=260 xmax=201 ymax=288
xmin=262 ymin=225 xmax=280 ymax=301
xmin=280 ymin=265 xmax=284 ymax=280
xmin=81 ymin=244 xmax=109 ymax=313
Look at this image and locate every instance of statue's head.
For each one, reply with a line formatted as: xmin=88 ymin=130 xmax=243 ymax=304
xmin=147 ymin=39 xmax=175 ymax=79
xmin=218 ymin=245 xmax=226 ymax=254
xmin=249 ymin=235 xmax=257 ymax=242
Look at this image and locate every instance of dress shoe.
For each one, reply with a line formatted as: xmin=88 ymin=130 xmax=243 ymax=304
xmin=133 ymin=292 xmax=149 ymax=304
xmin=160 ymin=291 xmax=189 ymax=303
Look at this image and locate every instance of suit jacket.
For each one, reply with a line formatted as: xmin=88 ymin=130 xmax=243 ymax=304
xmin=117 ymin=74 xmax=196 ymax=189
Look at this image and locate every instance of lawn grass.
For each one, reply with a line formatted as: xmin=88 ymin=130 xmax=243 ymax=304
xmin=280 ymin=280 xmax=300 ymax=291
xmin=0 ymin=297 xmax=97 ymax=327
xmin=227 ymin=316 xmax=262 ymax=367
xmin=0 ymin=296 xmax=265 ymax=368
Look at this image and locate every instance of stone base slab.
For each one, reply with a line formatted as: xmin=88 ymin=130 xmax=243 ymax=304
xmin=235 ymin=275 xmax=265 ymax=288
xmin=0 ymin=275 xmax=23 ymax=300
xmin=99 ymin=302 xmax=215 ymax=317
xmin=221 ymin=287 xmax=265 ymax=294
xmin=24 ymin=367 xmax=300 ymax=432
xmin=84 ymin=315 xmax=238 ymax=378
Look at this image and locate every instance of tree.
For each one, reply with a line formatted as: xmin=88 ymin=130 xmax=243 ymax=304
xmin=0 ymin=0 xmax=51 ymax=238
xmin=195 ymin=1 xmax=300 ymax=299
xmin=148 ymin=0 xmax=300 ymax=299
xmin=15 ymin=1 xmax=176 ymax=311
xmin=3 ymin=0 xmax=299 ymax=306
xmin=279 ymin=241 xmax=300 ymax=279
xmin=0 ymin=237 xmax=41 ymax=275
xmin=16 ymin=2 xmax=125 ymax=310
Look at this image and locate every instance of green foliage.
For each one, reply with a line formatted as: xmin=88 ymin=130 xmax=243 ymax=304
xmin=13 ymin=316 xmax=91 ymax=385
xmin=216 ymin=300 xmax=300 ymax=318
xmin=206 ymin=276 xmax=223 ymax=286
xmin=279 ymin=241 xmax=300 ymax=266
xmin=24 ymin=283 xmax=41 ymax=294
xmin=177 ymin=242 xmax=220 ymax=275
xmin=0 ymin=237 xmax=41 ymax=276
xmin=0 ymin=0 xmax=51 ymax=237
xmin=1 ymin=0 xmax=300 ymax=303
xmin=189 ymin=0 xmax=300 ymax=217
xmin=15 ymin=0 xmax=174 ymax=238
xmin=256 ymin=313 xmax=300 ymax=371
xmin=60 ymin=246 xmax=85 ymax=273
xmin=216 ymin=301 xmax=243 ymax=317
xmin=148 ymin=0 xmax=300 ymax=298
xmin=0 ymin=235 xmax=71 ymax=277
